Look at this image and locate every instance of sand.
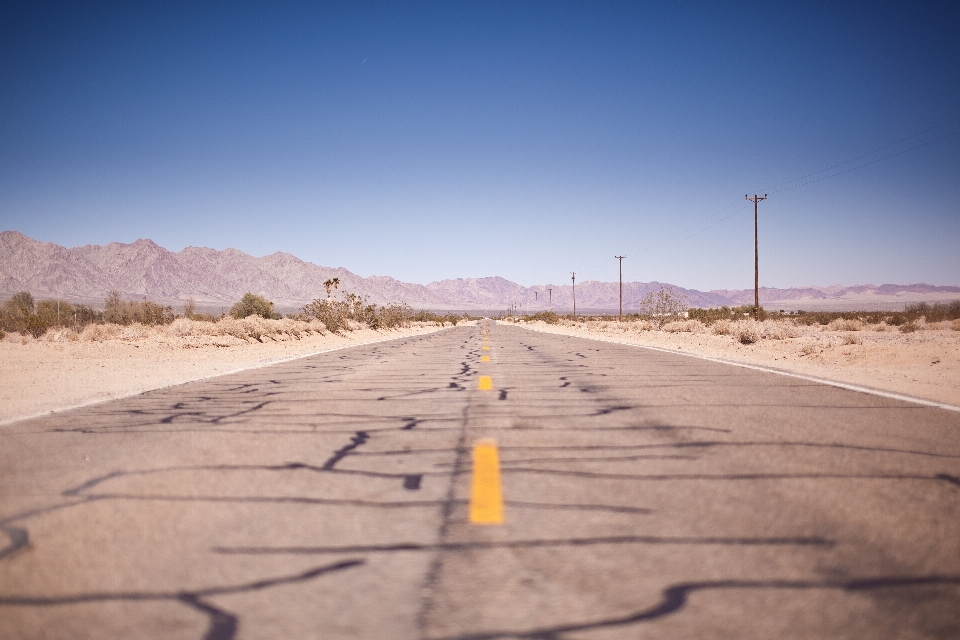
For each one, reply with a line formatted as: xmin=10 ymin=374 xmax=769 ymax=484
xmin=509 ymin=319 xmax=960 ymax=408
xmin=0 ymin=323 xmax=453 ymax=425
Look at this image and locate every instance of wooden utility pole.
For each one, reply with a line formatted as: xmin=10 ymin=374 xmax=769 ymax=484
xmin=614 ymin=256 xmax=626 ymax=321
xmin=548 ymin=288 xmax=553 ymax=310
xmin=745 ymin=194 xmax=768 ymax=321
xmin=570 ymin=272 xmax=577 ymax=317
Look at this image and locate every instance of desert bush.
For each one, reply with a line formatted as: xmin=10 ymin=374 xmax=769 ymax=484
xmin=711 ymin=319 xmax=732 ymax=335
xmin=7 ymin=291 xmax=35 ymax=317
xmin=800 ymin=343 xmax=819 ymax=356
xmin=230 ymin=293 xmax=276 ymax=320
xmin=0 ymin=291 xmax=33 ymax=333
xmin=104 ymin=290 xmax=175 ymax=325
xmin=182 ymin=297 xmax=198 ymax=319
xmin=25 ymin=315 xmax=48 ymax=338
xmin=663 ymin=320 xmax=705 ymax=333
xmin=528 ymin=311 xmax=560 ymax=324
xmin=35 ymin=300 xmax=76 ymax=327
xmin=899 ymin=321 xmax=920 ymax=333
xmin=303 ymin=297 xmax=353 ymax=333
xmin=41 ymin=328 xmax=79 ymax=343
xmin=732 ymin=322 xmax=760 ymax=345
xmin=688 ymin=306 xmax=733 ymax=325
xmin=827 ymin=318 xmax=863 ymax=332
xmin=301 ymin=290 xmax=462 ymax=332
xmin=905 ymin=300 xmax=960 ymax=322
xmin=81 ymin=323 xmax=124 ymax=341
xmin=762 ymin=321 xmax=801 ymax=340
xmin=842 ymin=334 xmax=862 ymax=345
xmin=639 ymin=286 xmax=688 ymax=329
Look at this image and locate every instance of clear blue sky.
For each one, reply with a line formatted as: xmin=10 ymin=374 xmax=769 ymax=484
xmin=2 ymin=1 xmax=958 ymax=290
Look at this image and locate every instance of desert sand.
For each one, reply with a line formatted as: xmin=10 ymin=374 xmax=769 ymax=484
xmin=0 ymin=321 xmax=453 ymax=425
xmin=510 ymin=318 xmax=960 ymax=408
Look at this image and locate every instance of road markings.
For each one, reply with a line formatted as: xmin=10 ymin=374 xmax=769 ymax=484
xmin=482 ymin=345 xmax=490 ymax=350
xmin=478 ymin=375 xmax=492 ymax=390
xmin=481 ymin=355 xmax=490 ymax=362
xmin=469 ymin=439 xmax=504 ymax=524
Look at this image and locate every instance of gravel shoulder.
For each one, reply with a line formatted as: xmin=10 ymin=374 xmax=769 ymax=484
xmin=512 ymin=319 xmax=960 ymax=407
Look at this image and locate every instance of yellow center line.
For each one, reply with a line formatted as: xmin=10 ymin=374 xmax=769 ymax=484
xmin=478 ymin=375 xmax=492 ymax=390
xmin=482 ymin=345 xmax=490 ymax=350
xmin=469 ymin=439 xmax=504 ymax=525
xmin=481 ymin=355 xmax=490 ymax=362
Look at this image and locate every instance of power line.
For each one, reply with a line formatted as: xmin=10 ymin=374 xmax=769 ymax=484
xmin=767 ymin=128 xmax=960 ymax=195
xmin=634 ymin=116 xmax=960 ymax=255
xmin=756 ymin=115 xmax=960 ymax=193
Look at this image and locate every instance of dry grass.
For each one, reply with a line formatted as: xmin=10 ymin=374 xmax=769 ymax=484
xmin=663 ymin=320 xmax=706 ymax=333
xmin=36 ymin=317 xmax=329 ymax=346
xmin=24 ymin=311 xmax=459 ymax=347
xmin=763 ymin=321 xmax=802 ymax=340
xmin=826 ymin=318 xmax=863 ymax=332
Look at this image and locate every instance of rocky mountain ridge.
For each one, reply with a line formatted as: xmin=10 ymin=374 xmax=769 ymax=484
xmin=2 ymin=231 xmax=957 ymax=312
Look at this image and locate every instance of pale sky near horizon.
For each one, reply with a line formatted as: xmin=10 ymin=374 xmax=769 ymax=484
xmin=1 ymin=1 xmax=959 ymax=290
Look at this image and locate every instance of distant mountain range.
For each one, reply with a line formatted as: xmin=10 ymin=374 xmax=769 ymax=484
xmin=2 ymin=231 xmax=958 ymax=312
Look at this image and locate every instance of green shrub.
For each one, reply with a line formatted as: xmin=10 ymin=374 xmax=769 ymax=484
xmin=25 ymin=314 xmax=48 ymax=338
xmin=528 ymin=311 xmax=560 ymax=324
xmin=230 ymin=293 xmax=276 ymax=319
xmin=35 ymin=300 xmax=75 ymax=327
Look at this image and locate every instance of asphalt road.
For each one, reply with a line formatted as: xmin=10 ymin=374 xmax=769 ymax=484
xmin=1 ymin=322 xmax=959 ymax=639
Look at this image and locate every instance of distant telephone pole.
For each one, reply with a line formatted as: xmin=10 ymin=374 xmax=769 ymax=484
xmin=614 ymin=256 xmax=626 ymax=321
xmin=571 ymin=272 xmax=577 ymax=317
xmin=745 ymin=194 xmax=768 ymax=322
xmin=548 ymin=287 xmax=553 ymax=310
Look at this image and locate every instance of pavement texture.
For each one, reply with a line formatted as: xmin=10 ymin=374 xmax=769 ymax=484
xmin=1 ymin=322 xmax=959 ymax=639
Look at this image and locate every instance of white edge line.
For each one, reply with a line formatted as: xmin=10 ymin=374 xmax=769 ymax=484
xmin=516 ymin=324 xmax=960 ymax=414
xmin=0 ymin=327 xmax=448 ymax=428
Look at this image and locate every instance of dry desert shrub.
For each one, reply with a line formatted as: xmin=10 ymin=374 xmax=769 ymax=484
xmin=800 ymin=343 xmax=820 ymax=356
xmin=826 ymin=318 xmax=863 ymax=332
xmin=663 ymin=320 xmax=705 ymax=333
xmin=731 ymin=322 xmax=760 ymax=345
xmin=842 ymin=333 xmax=862 ymax=345
xmin=762 ymin=321 xmax=801 ymax=340
xmin=711 ymin=320 xmax=732 ymax=335
xmin=41 ymin=328 xmax=79 ymax=343
xmin=953 ymin=319 xmax=960 ymax=331
xmin=899 ymin=321 xmax=921 ymax=333
xmin=81 ymin=323 xmax=124 ymax=341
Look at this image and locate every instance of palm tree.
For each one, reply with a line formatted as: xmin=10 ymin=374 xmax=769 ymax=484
xmin=323 ymin=277 xmax=341 ymax=303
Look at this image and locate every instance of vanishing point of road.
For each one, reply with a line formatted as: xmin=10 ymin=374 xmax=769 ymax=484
xmin=2 ymin=322 xmax=959 ymax=639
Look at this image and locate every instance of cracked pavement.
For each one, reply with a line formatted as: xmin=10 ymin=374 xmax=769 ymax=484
xmin=1 ymin=322 xmax=959 ymax=639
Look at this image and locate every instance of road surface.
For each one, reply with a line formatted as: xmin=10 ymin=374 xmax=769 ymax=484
xmin=1 ymin=322 xmax=959 ymax=639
